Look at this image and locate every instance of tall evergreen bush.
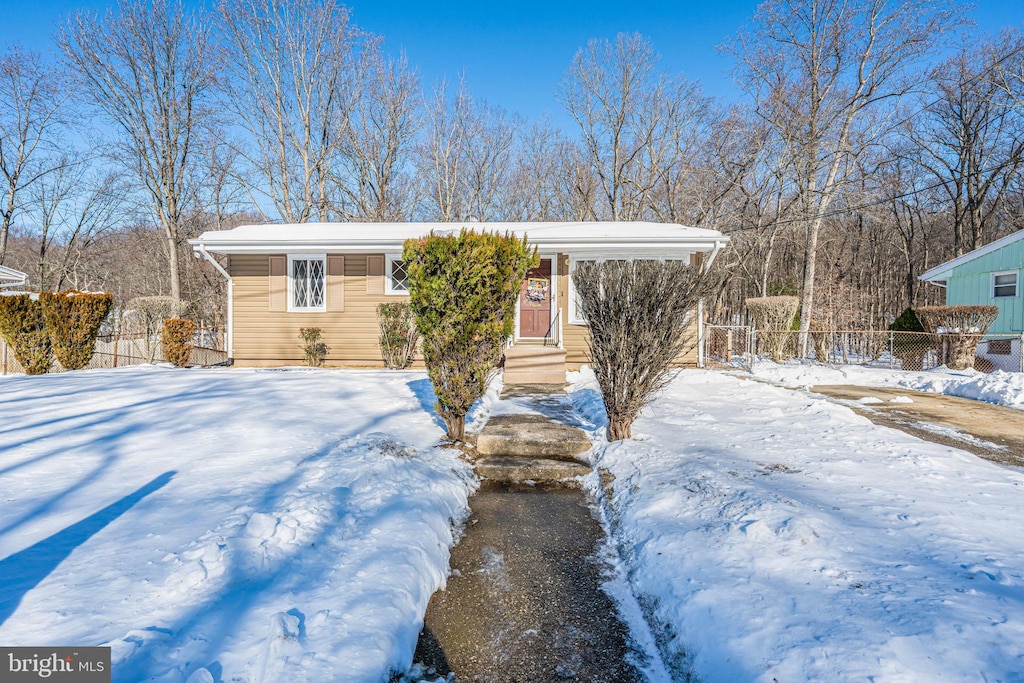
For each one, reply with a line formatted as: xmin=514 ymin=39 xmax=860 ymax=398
xmin=162 ymin=317 xmax=196 ymax=367
xmin=403 ymin=229 xmax=537 ymax=441
xmin=40 ymin=290 xmax=114 ymax=370
xmin=0 ymin=294 xmax=53 ymax=375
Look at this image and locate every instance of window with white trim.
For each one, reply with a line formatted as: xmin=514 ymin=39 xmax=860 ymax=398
xmin=568 ymin=259 xmax=589 ymax=324
xmin=288 ymin=255 xmax=326 ymax=311
xmin=992 ymin=271 xmax=1018 ymax=298
xmin=386 ymin=253 xmax=410 ymax=295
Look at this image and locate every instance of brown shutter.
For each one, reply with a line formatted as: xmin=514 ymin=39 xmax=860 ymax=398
xmin=366 ymin=255 xmax=385 ymax=295
xmin=269 ymin=256 xmax=287 ymax=311
xmin=326 ymin=255 xmax=345 ymax=312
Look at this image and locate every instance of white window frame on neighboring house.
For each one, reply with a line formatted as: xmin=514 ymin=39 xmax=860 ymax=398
xmin=385 ymin=253 xmax=410 ymax=295
xmin=287 ymin=254 xmax=326 ymax=312
xmin=991 ymin=270 xmax=1018 ymax=298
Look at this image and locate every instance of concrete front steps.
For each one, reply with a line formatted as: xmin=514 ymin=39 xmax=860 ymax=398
xmin=502 ymin=345 xmax=567 ymax=385
xmin=475 ymin=414 xmax=592 ymax=484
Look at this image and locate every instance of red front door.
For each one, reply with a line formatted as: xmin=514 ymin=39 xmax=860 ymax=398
xmin=519 ymin=259 xmax=552 ymax=338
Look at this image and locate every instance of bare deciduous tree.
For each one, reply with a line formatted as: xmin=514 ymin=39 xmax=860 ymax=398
xmin=218 ymin=0 xmax=364 ymax=223
xmin=0 ymin=47 xmax=68 ymax=265
xmin=342 ymin=50 xmax=420 ymax=221
xmin=558 ymin=33 xmax=687 ymax=221
xmin=723 ymin=0 xmax=963 ymax=353
xmin=915 ymin=31 xmax=1024 ymax=256
xmin=60 ymin=0 xmax=216 ymax=301
xmin=415 ymin=78 xmax=520 ymax=221
xmin=30 ymin=159 xmax=124 ymax=291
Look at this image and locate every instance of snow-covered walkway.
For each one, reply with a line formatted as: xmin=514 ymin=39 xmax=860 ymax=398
xmin=0 ymin=366 xmax=475 ymax=683
xmin=573 ymin=369 xmax=1024 ymax=682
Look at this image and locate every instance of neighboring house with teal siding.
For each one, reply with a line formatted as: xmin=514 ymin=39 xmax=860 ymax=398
xmin=920 ymin=230 xmax=1024 ymax=371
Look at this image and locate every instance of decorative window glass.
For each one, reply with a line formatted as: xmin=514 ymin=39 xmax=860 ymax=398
xmin=992 ymin=271 xmax=1018 ymax=298
xmin=289 ymin=256 xmax=326 ymax=311
xmin=386 ymin=254 xmax=410 ymax=295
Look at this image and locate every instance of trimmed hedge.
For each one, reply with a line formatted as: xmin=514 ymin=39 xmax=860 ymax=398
xmin=40 ymin=290 xmax=114 ymax=370
xmin=162 ymin=317 xmax=196 ymax=368
xmin=0 ymin=294 xmax=53 ymax=375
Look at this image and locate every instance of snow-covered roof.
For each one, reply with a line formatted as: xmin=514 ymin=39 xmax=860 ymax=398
xmin=0 ymin=265 xmax=27 ymax=289
xmin=919 ymin=230 xmax=1024 ymax=283
xmin=190 ymin=221 xmax=728 ymax=257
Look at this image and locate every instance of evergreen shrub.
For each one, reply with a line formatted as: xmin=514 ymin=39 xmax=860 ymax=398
xmin=403 ymin=229 xmax=537 ymax=441
xmin=162 ymin=318 xmax=196 ymax=368
xmin=0 ymin=294 xmax=53 ymax=375
xmin=40 ymin=290 xmax=113 ymax=370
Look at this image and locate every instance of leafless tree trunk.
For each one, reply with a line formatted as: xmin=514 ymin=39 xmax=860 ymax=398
xmin=60 ymin=0 xmax=215 ymax=301
xmin=0 ymin=47 xmax=68 ymax=266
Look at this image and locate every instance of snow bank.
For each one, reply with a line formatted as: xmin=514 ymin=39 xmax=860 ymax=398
xmin=749 ymin=360 xmax=1024 ymax=409
xmin=0 ymin=366 xmax=475 ymax=683
xmin=574 ymin=368 xmax=1024 ymax=682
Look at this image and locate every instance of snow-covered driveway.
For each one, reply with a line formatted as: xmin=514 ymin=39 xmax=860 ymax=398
xmin=0 ymin=366 xmax=474 ymax=683
xmin=574 ymin=369 xmax=1024 ymax=682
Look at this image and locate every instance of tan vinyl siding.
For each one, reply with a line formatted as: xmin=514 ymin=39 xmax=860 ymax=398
xmin=230 ymin=254 xmax=421 ymax=367
xmin=556 ymin=253 xmax=699 ymax=370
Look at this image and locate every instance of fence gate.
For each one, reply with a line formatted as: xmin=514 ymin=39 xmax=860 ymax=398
xmin=702 ymin=324 xmax=754 ymax=371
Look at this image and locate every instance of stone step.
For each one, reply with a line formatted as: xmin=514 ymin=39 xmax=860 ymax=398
xmin=476 ymin=414 xmax=591 ymax=459
xmin=474 ymin=457 xmax=592 ymax=483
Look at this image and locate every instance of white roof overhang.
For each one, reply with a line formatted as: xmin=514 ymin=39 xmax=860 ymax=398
xmin=189 ymin=221 xmax=729 ymax=258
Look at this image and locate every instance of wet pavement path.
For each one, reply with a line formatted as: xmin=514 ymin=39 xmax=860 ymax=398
xmin=810 ymin=384 xmax=1024 ymax=468
xmin=412 ymin=482 xmax=646 ymax=682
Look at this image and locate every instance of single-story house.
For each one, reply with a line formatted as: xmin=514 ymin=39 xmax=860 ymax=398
xmin=920 ymin=230 xmax=1024 ymax=371
xmin=0 ymin=265 xmax=27 ymax=290
xmin=189 ymin=221 xmax=728 ymax=382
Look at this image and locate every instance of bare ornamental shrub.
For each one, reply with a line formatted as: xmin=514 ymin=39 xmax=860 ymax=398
xmin=377 ymin=302 xmax=419 ymax=369
xmin=917 ymin=305 xmax=999 ymax=370
xmin=573 ymin=259 xmax=719 ymax=441
xmin=124 ymin=296 xmax=186 ymax=362
xmin=0 ymin=293 xmax=53 ymax=375
xmin=162 ymin=318 xmax=196 ymax=367
xmin=746 ymin=296 xmax=799 ymax=363
xmin=40 ymin=290 xmax=114 ymax=370
xmin=299 ymin=327 xmax=329 ymax=367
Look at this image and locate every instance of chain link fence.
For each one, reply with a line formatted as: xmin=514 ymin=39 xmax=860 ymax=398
xmin=1 ymin=327 xmax=227 ymax=376
xmin=702 ymin=324 xmax=1024 ymax=374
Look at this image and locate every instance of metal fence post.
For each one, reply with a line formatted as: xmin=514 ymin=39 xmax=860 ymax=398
xmin=889 ymin=331 xmax=894 ymax=370
xmin=748 ymin=327 xmax=756 ymax=373
xmin=1019 ymin=333 xmax=1024 ymax=374
xmin=1 ymin=337 xmax=6 ymax=376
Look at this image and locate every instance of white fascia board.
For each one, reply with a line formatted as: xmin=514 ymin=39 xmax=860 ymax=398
xmin=919 ymin=230 xmax=1024 ymax=282
xmin=188 ymin=235 xmax=729 ymax=256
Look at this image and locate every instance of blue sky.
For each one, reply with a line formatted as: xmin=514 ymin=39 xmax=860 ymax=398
xmin=4 ymin=0 xmax=1023 ymax=129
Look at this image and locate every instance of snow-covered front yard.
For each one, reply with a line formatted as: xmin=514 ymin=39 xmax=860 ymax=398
xmin=4 ymin=363 xmax=1023 ymax=682
xmin=0 ymin=366 xmax=475 ymax=683
xmin=573 ymin=368 xmax=1024 ymax=682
